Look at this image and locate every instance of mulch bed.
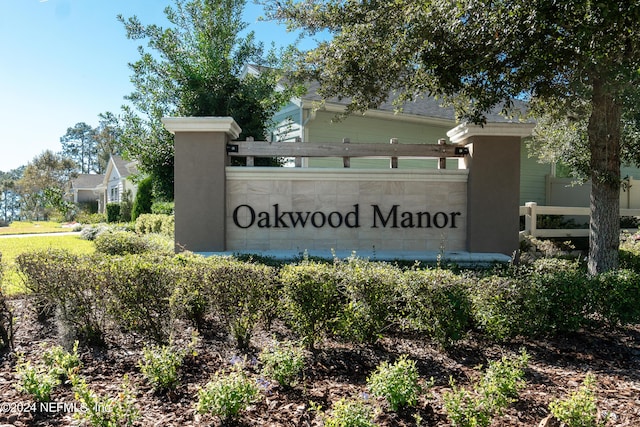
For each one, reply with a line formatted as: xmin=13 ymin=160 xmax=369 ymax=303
xmin=0 ymin=297 xmax=639 ymax=426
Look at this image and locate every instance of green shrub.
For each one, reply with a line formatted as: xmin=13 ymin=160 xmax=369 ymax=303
xmin=135 ymin=213 xmax=174 ymax=237
xmin=138 ymin=344 xmax=185 ymax=392
xmin=479 ymin=350 xmax=529 ymax=411
xmin=619 ymin=249 xmax=640 ymax=271
xmin=471 ymin=265 xmax=591 ymax=340
xmin=170 ymin=255 xmax=210 ymax=329
xmin=280 ymin=261 xmax=342 ymax=348
xmin=592 ymin=269 xmax=640 ymax=326
xmin=0 ymin=254 xmax=13 ymax=350
xmin=334 ymin=258 xmax=402 ymax=344
xmin=16 ymin=250 xmax=108 ymax=344
xmin=17 ymin=249 xmax=67 ymax=320
xmin=104 ymin=254 xmax=176 ymax=343
xmin=140 ymin=233 xmax=174 ymax=254
xmin=94 ymin=231 xmax=149 ymax=255
xmin=443 ymin=382 xmax=492 ymax=427
xmin=15 ymin=358 xmax=59 ymax=402
xmin=204 ymin=258 xmax=278 ymax=349
xmin=619 ymin=231 xmax=640 ymax=270
xmin=536 ymin=268 xmax=593 ymax=332
xmin=71 ymin=373 xmax=139 ymax=427
xmin=470 ymin=275 xmax=532 ymax=341
xmin=132 ymin=177 xmax=153 ymax=221
xmin=15 ymin=342 xmax=82 ymax=402
xmin=196 ymin=367 xmax=259 ymax=421
xmin=367 ymin=354 xmax=421 ymax=412
xmin=80 ymin=224 xmax=109 ymax=241
xmin=549 ymin=373 xmax=604 ymax=427
xmin=399 ymin=269 xmax=472 ymax=347
xmin=530 ymin=257 xmax=584 ymax=274
xmin=316 ymin=398 xmax=377 ymax=427
xmin=76 ymin=212 xmax=106 ymax=224
xmin=151 ymin=201 xmax=174 ymax=215
xmin=443 ymin=350 xmax=528 ymax=427
xmin=106 ymin=202 xmax=121 ymax=223
xmin=42 ymin=341 xmax=81 ymax=381
xmin=0 ymin=289 xmax=12 ymax=350
xmin=259 ymin=340 xmax=305 ymax=388
xmin=119 ymin=190 xmax=133 ymax=222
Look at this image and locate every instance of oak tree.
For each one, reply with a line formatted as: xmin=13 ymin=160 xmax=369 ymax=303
xmin=118 ymin=0 xmax=299 ymax=200
xmin=17 ymin=151 xmax=76 ymax=220
xmin=266 ymin=0 xmax=640 ymax=273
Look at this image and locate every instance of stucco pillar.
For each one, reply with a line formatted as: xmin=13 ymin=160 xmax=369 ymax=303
xmin=162 ymin=117 xmax=241 ymax=252
xmin=448 ymin=122 xmax=534 ymax=255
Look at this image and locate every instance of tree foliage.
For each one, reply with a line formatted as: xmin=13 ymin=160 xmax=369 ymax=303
xmin=132 ymin=177 xmax=153 ymax=221
xmin=0 ymin=169 xmax=23 ymax=222
xmin=266 ymin=0 xmax=640 ymax=273
xmin=95 ymin=112 xmax=125 ymax=173
xmin=118 ymin=0 xmax=300 ymax=200
xmin=60 ymin=123 xmax=98 ymax=175
xmin=16 ymin=151 xmax=77 ymax=220
xmin=60 ymin=117 xmax=124 ymax=175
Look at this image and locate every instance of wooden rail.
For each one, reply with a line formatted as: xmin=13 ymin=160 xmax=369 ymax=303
xmin=519 ymin=201 xmax=640 ymax=239
xmin=226 ymin=138 xmax=469 ymax=168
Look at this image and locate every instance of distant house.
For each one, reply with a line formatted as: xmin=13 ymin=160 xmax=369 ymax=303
xmin=100 ymin=154 xmax=139 ymax=212
xmin=68 ymin=155 xmax=139 ymax=214
xmin=68 ymin=173 xmax=105 ymax=212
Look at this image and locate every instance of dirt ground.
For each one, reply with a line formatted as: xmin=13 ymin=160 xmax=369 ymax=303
xmin=0 ymin=297 xmax=639 ymax=427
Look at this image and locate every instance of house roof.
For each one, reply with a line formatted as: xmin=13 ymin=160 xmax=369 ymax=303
xmin=70 ymin=174 xmax=104 ymax=190
xmin=243 ymin=63 xmax=529 ymax=124
xmin=300 ymin=80 xmax=529 ymax=124
xmin=111 ymin=155 xmax=138 ymax=179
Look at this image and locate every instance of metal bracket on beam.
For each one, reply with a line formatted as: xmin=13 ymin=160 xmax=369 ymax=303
xmin=226 ymin=144 xmax=239 ymax=153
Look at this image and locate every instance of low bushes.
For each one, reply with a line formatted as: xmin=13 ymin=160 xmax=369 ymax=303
xmin=104 ymin=254 xmax=177 ymax=342
xmin=94 ymin=229 xmax=173 ymax=255
xmin=399 ymin=269 xmax=472 ymax=347
xmin=334 ymin=258 xmax=402 ymax=344
xmin=94 ymin=231 xmax=151 ymax=255
xmin=280 ymin=261 xmax=343 ymax=349
xmin=0 ymin=252 xmax=13 ymax=350
xmin=15 ymin=246 xmax=640 ymax=349
xmin=204 ymin=258 xmax=279 ymax=348
xmin=135 ymin=213 xmax=174 ymax=237
xmin=443 ymin=350 xmax=529 ymax=427
xmin=592 ymin=269 xmax=640 ymax=327
xmin=16 ymin=250 xmax=109 ymax=345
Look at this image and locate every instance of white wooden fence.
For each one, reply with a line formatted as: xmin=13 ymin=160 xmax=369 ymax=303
xmin=519 ymin=201 xmax=640 ymax=239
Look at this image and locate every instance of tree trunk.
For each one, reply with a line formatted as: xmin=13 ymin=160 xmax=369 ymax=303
xmin=587 ymin=77 xmax=622 ymax=274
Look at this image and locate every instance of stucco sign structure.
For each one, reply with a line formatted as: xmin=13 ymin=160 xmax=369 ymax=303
xmin=163 ymin=117 xmax=533 ymax=257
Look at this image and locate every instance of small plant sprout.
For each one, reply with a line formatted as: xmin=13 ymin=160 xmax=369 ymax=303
xmin=71 ymin=373 xmax=139 ymax=427
xmin=196 ymin=367 xmax=259 ymax=421
xmin=15 ymin=357 xmax=59 ymax=402
xmin=549 ymin=373 xmax=607 ymax=427
xmin=367 ymin=354 xmax=422 ymax=412
xmin=443 ymin=349 xmax=529 ymax=427
xmin=42 ymin=340 xmax=81 ymax=381
xmin=258 ymin=339 xmax=305 ymax=388
xmin=311 ymin=398 xmax=377 ymax=427
xmin=138 ymin=343 xmax=185 ymax=392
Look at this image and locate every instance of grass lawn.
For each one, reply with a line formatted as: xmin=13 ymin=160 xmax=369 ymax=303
xmin=0 ymin=235 xmax=95 ymax=296
xmin=0 ymin=220 xmax=75 ymax=235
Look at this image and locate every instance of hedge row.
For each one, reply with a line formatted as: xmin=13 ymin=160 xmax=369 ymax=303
xmin=15 ymin=251 xmax=640 ymax=348
xmin=135 ymin=213 xmax=174 ymax=237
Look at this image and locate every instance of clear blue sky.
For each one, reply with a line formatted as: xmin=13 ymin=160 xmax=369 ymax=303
xmin=0 ymin=0 xmax=311 ymax=172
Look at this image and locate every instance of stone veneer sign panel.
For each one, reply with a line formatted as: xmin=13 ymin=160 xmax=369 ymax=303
xmin=226 ymin=168 xmax=468 ymax=252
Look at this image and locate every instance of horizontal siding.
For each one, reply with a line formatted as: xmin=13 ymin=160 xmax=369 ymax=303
xmin=270 ymin=103 xmax=302 ymax=142
xmin=306 ymin=111 xmax=454 ymax=169
xmin=520 ymin=142 xmax=550 ymax=205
